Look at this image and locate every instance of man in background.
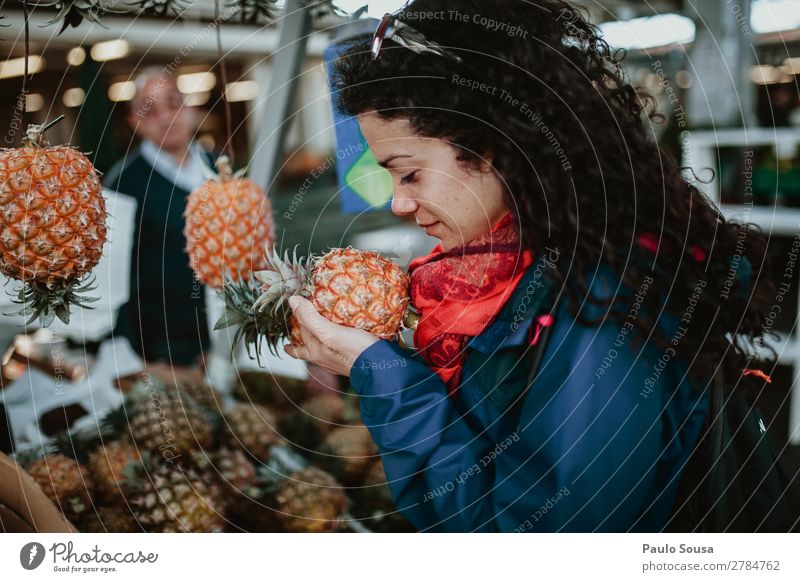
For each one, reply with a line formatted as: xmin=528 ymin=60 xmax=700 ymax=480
xmin=105 ymin=68 xmax=212 ymax=365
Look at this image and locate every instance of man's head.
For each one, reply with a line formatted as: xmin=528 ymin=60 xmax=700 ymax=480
xmin=127 ymin=67 xmax=199 ymax=152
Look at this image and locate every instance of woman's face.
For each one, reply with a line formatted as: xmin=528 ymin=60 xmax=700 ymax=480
xmin=358 ymin=112 xmax=509 ymax=251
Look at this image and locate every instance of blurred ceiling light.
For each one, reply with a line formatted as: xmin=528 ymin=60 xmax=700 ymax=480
xmin=783 ymin=57 xmax=800 ymax=75
xmin=225 ymin=80 xmax=260 ymax=102
xmin=66 ymin=47 xmax=86 ymax=67
xmin=184 ymin=91 xmax=210 ymax=107
xmin=750 ymin=64 xmax=792 ymax=84
xmin=177 ymin=72 xmax=216 ymax=94
xmin=0 ymin=55 xmax=45 ymax=80
xmin=25 ymin=93 xmax=44 ymax=113
xmin=62 ymin=87 xmax=86 ymax=108
xmin=675 ymin=70 xmax=693 ymax=89
xmin=752 ymin=0 xmax=800 ymax=34
xmin=91 ymin=39 xmax=131 ymax=62
xmin=599 ymin=14 xmax=695 ymax=50
xmin=108 ymin=81 xmax=136 ymax=102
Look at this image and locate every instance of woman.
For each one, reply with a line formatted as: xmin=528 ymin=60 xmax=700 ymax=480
xmin=285 ymin=0 xmax=772 ymax=532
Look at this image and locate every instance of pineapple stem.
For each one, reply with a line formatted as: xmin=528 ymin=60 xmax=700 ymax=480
xmin=24 ymin=115 xmax=66 ymax=147
xmin=215 ymin=155 xmax=233 ymax=179
xmin=22 ymin=0 xmax=29 ymax=129
xmin=214 ymin=0 xmax=235 ymax=166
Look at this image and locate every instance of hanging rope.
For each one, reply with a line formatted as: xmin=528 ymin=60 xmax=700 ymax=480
xmin=215 ymin=0 xmax=235 ymax=166
xmin=21 ymin=0 xmax=30 ymax=129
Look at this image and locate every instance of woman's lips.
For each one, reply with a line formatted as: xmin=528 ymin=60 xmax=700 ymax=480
xmin=419 ymin=221 xmax=440 ymax=235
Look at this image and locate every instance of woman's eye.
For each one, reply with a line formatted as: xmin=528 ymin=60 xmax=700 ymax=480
xmin=400 ymin=171 xmax=418 ymax=185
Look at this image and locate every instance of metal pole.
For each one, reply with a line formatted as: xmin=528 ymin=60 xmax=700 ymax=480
xmin=248 ymin=0 xmax=313 ymax=190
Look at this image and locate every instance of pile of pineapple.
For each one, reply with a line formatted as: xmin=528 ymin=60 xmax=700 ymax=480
xmin=17 ymin=369 xmax=413 ymax=533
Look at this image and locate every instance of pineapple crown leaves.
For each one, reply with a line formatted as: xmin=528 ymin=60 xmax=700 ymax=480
xmin=128 ymin=0 xmax=188 ymax=18
xmin=227 ymin=0 xmax=278 ymax=25
xmin=37 ymin=403 xmax=134 ymax=464
xmin=252 ymin=245 xmax=310 ymax=315
xmin=120 ymin=449 xmax=156 ymax=493
xmin=12 ymin=445 xmax=46 ymax=468
xmin=126 ymin=373 xmax=222 ymax=431
xmin=216 ymin=246 xmax=315 ymax=360
xmin=125 ymin=374 xmax=169 ymax=408
xmin=215 ymin=276 xmax=272 ymax=361
xmin=7 ymin=276 xmax=100 ymax=328
xmin=251 ymin=445 xmax=308 ymax=495
xmin=32 ymin=1 xmax=118 ymax=33
xmin=97 ymin=402 xmax=134 ymax=439
xmin=226 ymin=0 xmax=345 ymax=25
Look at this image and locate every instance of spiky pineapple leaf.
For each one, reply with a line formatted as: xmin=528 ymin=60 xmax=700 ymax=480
xmin=47 ymin=426 xmax=103 ymax=463
xmin=6 ymin=276 xmax=99 ymax=327
xmin=216 ymin=278 xmax=273 ymax=362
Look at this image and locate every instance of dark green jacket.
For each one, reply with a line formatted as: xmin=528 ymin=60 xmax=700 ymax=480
xmin=104 ymin=149 xmax=210 ymax=364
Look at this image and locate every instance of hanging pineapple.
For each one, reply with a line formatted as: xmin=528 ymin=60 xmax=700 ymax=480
xmin=217 ymin=247 xmax=414 ymax=354
xmin=184 ymin=156 xmax=275 ymax=290
xmin=0 ymin=121 xmax=107 ymax=326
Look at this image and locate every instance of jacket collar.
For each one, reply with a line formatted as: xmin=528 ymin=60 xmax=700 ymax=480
xmin=467 ymin=258 xmax=556 ymax=353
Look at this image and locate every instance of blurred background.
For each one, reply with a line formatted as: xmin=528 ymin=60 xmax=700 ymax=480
xmin=0 ymin=0 xmax=799 ymax=532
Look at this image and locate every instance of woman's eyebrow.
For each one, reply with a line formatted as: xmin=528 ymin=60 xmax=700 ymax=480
xmin=377 ymin=154 xmax=414 ymax=168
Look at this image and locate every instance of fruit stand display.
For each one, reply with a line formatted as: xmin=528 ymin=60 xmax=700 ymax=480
xmin=12 ymin=365 xmax=414 ymax=532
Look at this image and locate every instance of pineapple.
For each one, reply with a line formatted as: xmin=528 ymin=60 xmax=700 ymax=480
xmin=169 ymin=369 xmax=221 ymax=412
xmin=184 ymin=156 xmax=275 ymax=290
xmin=222 ymin=403 xmax=279 ymax=461
xmin=0 ymin=121 xmax=107 ymax=326
xmin=274 ymin=466 xmax=348 ymax=533
xmin=351 ymin=460 xmax=415 ymax=532
xmin=26 ymin=454 xmax=94 ymax=524
xmin=126 ymin=459 xmax=225 ymax=533
xmin=78 ymin=505 xmax=140 ymax=533
xmin=217 ymin=247 xmax=412 ymax=353
xmin=234 ymin=370 xmax=306 ymax=408
xmin=316 ymin=424 xmax=378 ymax=485
xmin=87 ymin=440 xmax=141 ymax=503
xmin=129 ymin=383 xmax=214 ymax=458
xmin=189 ymin=447 xmax=257 ymax=512
xmin=279 ymin=393 xmax=344 ymax=450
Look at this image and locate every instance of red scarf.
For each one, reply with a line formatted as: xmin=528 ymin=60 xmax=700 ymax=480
xmin=408 ymin=213 xmax=534 ymax=395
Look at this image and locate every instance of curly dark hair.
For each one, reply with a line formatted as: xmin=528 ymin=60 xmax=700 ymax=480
xmin=330 ymin=0 xmax=774 ymax=389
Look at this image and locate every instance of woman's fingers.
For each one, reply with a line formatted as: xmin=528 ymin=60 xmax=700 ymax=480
xmin=284 ymin=343 xmax=309 ymax=360
xmin=284 ymin=295 xmax=380 ymax=377
xmin=289 ymin=296 xmax=331 ymax=341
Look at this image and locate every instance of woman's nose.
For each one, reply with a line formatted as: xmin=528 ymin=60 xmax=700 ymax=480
xmin=391 ymin=190 xmax=419 ymax=216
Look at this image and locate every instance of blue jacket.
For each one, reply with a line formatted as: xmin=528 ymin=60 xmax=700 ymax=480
xmin=350 ymin=263 xmax=710 ymax=532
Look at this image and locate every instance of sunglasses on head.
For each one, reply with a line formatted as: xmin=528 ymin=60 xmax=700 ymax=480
xmin=371 ymin=13 xmax=463 ymax=63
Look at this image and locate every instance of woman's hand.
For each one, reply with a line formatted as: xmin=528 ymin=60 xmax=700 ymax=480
xmin=283 ymin=296 xmax=379 ymax=377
